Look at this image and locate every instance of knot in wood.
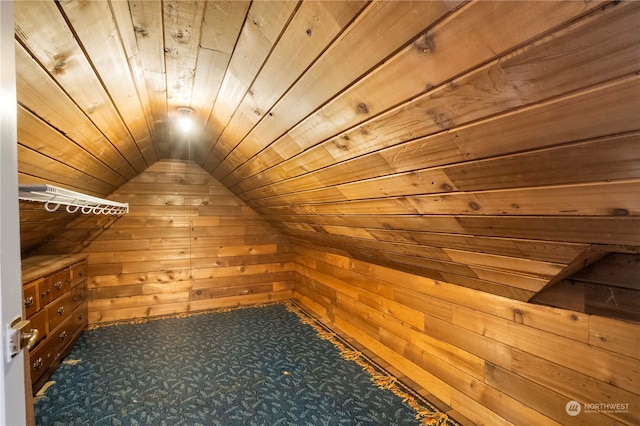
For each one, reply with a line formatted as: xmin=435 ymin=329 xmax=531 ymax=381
xmin=52 ymin=57 xmax=67 ymax=75
xmin=334 ymin=139 xmax=350 ymax=151
xmin=357 ymin=103 xmax=370 ymax=114
xmin=469 ymin=202 xmax=481 ymax=211
xmin=133 ymin=26 xmax=149 ymax=36
xmin=171 ymin=29 xmax=191 ymax=43
xmin=414 ymin=32 xmax=435 ymax=54
xmin=426 ymin=109 xmax=453 ymax=130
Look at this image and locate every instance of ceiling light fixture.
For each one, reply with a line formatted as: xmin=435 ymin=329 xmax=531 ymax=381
xmin=177 ymin=107 xmax=193 ymax=133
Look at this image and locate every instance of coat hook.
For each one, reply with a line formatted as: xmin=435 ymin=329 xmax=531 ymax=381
xmin=44 ymin=201 xmax=61 ymax=212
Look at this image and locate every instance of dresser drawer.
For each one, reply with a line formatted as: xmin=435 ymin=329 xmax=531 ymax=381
xmin=29 ymin=332 xmax=57 ymax=386
xmin=47 ymin=292 xmax=73 ymax=330
xmin=52 ymin=315 xmax=77 ymax=355
xmin=38 ymin=277 xmax=53 ymax=307
xmin=28 ymin=309 xmax=47 ymax=349
xmin=23 ymin=280 xmax=39 ymax=318
xmin=70 ymin=301 xmax=88 ymax=332
xmin=71 ymin=280 xmax=88 ymax=310
xmin=22 ymin=254 xmax=89 ymax=394
xmin=47 ymin=269 xmax=71 ymax=301
xmin=71 ymin=261 xmax=88 ymax=286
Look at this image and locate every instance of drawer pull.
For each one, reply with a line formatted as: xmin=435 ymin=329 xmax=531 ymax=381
xmin=33 ymin=358 xmax=43 ymax=371
xmin=54 ymin=281 xmax=63 ymax=290
xmin=78 ymin=312 xmax=84 ymax=321
xmin=72 ymin=290 xmax=85 ymax=301
xmin=24 ymin=296 xmax=34 ymax=308
xmin=59 ymin=331 xmax=67 ymax=340
xmin=41 ymin=289 xmax=50 ymax=298
xmin=57 ymin=306 xmax=65 ymax=316
xmin=78 ymin=269 xmax=85 ymax=277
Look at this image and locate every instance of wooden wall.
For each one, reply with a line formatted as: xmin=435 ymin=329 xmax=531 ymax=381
xmin=532 ymin=253 xmax=640 ymax=323
xmin=35 ymin=160 xmax=294 ymax=324
xmin=227 ymin=0 xmax=640 ymax=302
xmin=294 ymin=244 xmax=639 ymax=426
xmin=15 ymin=1 xmax=640 ymax=305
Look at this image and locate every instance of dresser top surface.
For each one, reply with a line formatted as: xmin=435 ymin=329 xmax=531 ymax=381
xmin=21 ymin=254 xmax=88 ymax=284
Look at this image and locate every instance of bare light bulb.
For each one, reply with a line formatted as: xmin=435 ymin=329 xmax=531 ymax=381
xmin=178 ymin=116 xmax=192 ymax=133
xmin=177 ymin=107 xmax=193 ymax=133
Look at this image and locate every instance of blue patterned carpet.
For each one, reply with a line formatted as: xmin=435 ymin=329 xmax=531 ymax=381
xmin=35 ymin=302 xmax=456 ymax=425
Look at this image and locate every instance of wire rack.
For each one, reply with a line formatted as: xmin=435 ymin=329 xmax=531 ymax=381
xmin=18 ymin=184 xmax=129 ymax=215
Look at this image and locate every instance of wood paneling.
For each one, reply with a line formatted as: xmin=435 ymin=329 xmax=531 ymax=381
xmin=15 ymin=0 xmax=639 ymax=305
xmin=294 ymin=245 xmax=640 ymax=426
xmin=11 ymin=3 xmax=640 ymax=423
xmin=200 ymin=0 xmax=300 ymax=168
xmin=532 ymin=253 xmax=640 ymax=323
xmin=58 ymin=0 xmax=157 ymax=165
xmin=15 ymin=1 xmax=147 ymax=174
xmin=34 ymin=160 xmax=294 ymax=324
xmin=231 ymin=0 xmax=630 ymax=192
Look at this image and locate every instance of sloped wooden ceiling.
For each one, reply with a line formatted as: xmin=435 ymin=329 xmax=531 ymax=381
xmin=15 ymin=1 xmax=640 ymax=302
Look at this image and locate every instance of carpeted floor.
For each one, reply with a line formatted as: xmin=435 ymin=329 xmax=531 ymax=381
xmin=35 ymin=301 xmax=457 ymax=425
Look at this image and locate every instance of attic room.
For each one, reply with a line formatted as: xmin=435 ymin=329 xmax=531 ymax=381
xmin=0 ymin=0 xmax=638 ymax=425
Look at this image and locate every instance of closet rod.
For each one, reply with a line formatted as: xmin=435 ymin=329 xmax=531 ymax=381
xmin=18 ymin=184 xmax=129 ymax=215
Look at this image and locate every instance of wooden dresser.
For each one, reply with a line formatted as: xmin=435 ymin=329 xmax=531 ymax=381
xmin=21 ymin=254 xmax=89 ymax=394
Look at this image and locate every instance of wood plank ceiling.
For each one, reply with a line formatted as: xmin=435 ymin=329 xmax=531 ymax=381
xmin=14 ymin=0 xmax=640 ymax=302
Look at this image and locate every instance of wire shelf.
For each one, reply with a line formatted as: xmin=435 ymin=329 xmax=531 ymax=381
xmin=19 ymin=184 xmax=129 ymax=215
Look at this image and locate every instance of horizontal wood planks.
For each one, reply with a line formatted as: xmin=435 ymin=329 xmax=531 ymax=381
xmin=13 ymin=3 xmax=640 ymax=423
xmin=227 ymin=0 xmax=621 ymax=190
xmin=35 ymin=160 xmax=294 ymax=324
xmin=199 ymin=0 xmax=636 ymax=300
xmin=294 ymin=245 xmax=640 ymax=425
xmin=15 ymin=0 xmax=640 ymax=305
